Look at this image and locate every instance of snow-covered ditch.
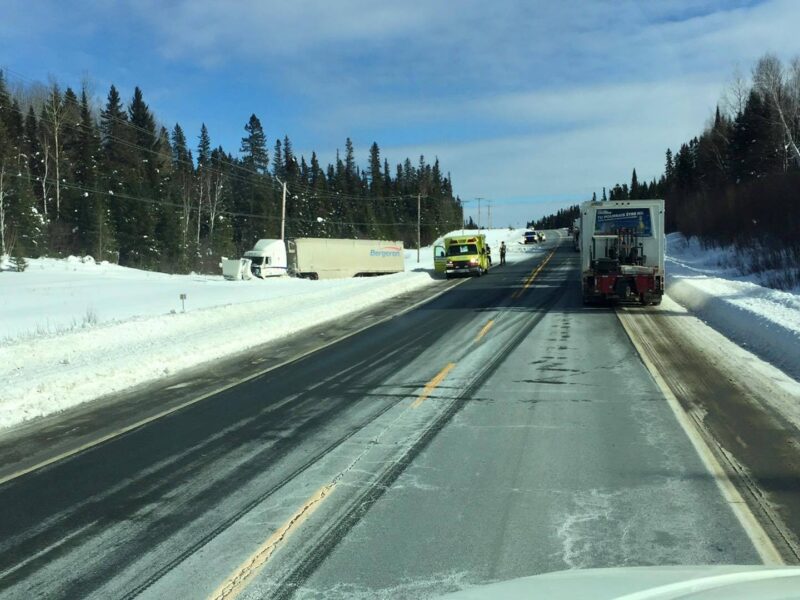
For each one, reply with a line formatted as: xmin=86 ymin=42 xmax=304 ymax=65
xmin=0 ymin=229 xmax=533 ymax=430
xmin=666 ymin=233 xmax=800 ymax=380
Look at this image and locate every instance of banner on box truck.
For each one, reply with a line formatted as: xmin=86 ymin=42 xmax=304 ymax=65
xmin=594 ymin=208 xmax=652 ymax=236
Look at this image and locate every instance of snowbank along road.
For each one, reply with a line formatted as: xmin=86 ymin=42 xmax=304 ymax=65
xmin=0 ymin=230 xmax=798 ymax=599
xmin=0 ymin=228 xmax=534 ymax=430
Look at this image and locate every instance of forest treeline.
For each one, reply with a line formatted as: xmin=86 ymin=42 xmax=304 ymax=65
xmin=0 ymin=71 xmax=463 ymax=272
xmin=530 ymin=205 xmax=580 ymax=230
xmin=533 ymin=53 xmax=800 ymax=286
xmin=602 ymin=53 xmax=800 ymax=285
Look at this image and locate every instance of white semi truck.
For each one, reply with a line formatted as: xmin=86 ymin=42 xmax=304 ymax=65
xmin=222 ymin=238 xmax=405 ymax=280
xmin=579 ymin=200 xmax=665 ymax=305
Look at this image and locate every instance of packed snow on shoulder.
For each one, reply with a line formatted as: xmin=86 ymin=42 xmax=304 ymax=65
xmin=0 ymin=229 xmax=535 ymax=430
xmin=666 ymin=233 xmax=800 ymax=380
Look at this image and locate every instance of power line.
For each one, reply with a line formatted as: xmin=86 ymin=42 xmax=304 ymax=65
xmin=6 ymin=171 xmax=444 ymax=228
xmin=1 ymin=66 xmax=447 ymax=204
xmin=4 ymin=97 xmax=446 ymax=211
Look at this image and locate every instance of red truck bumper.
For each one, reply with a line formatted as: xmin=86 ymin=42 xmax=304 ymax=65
xmin=583 ymin=273 xmax=663 ymax=305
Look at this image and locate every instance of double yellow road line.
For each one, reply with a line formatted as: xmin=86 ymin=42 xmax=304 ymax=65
xmin=212 ymin=359 xmax=459 ymax=598
xmin=210 ymin=247 xmax=561 ymax=598
xmin=412 ymin=362 xmax=456 ymax=408
xmin=510 ymin=249 xmax=557 ymax=300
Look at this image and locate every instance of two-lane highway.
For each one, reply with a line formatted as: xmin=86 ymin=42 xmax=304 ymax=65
xmin=0 ymin=236 xmax=763 ymax=599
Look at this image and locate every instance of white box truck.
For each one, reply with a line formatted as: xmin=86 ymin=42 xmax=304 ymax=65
xmin=222 ymin=238 xmax=405 ymax=280
xmin=580 ymin=200 xmax=665 ymax=305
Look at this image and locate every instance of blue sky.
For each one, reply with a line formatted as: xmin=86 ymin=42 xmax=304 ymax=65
xmin=2 ymin=0 xmax=800 ymax=226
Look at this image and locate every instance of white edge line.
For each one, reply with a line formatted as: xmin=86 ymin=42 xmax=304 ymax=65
xmin=616 ymin=309 xmax=785 ymax=566
xmin=0 ymin=278 xmax=468 ymax=486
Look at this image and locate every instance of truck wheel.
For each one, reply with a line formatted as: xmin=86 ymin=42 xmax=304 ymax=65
xmin=651 ymin=298 xmax=662 ymax=306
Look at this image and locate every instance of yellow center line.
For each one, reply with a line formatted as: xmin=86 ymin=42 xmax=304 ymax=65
xmin=474 ymin=319 xmax=495 ymax=342
xmin=412 ymin=362 xmax=456 ymax=408
xmin=209 ymin=483 xmax=335 ymax=600
xmin=511 ymin=248 xmax=557 ymax=299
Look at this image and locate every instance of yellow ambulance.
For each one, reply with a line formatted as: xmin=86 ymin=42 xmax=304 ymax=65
xmin=440 ymin=234 xmax=489 ymax=278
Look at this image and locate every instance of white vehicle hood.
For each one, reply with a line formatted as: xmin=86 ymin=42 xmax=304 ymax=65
xmin=437 ymin=566 xmax=800 ymax=600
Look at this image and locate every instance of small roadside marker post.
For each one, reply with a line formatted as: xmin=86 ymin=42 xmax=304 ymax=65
xmin=180 ymin=293 xmax=187 ymax=313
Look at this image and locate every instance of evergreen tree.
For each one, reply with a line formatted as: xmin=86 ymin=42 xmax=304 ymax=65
xmin=154 ymin=126 xmax=182 ymax=269
xmin=170 ymin=123 xmax=193 ymax=268
xmin=0 ymin=73 xmax=42 ymax=256
xmin=368 ymin=142 xmax=382 ymax=196
xmin=272 ymin=138 xmax=283 ymax=179
xmin=0 ymin=74 xmax=464 ymax=267
xmin=630 ymin=168 xmax=639 ymax=199
xmin=382 ymin=158 xmax=392 ymax=196
xmin=664 ymin=149 xmax=674 ymax=186
xmin=282 ymin=135 xmax=297 ymax=186
xmin=197 ymin=123 xmax=211 ymax=167
xmin=75 ymin=88 xmax=113 ymax=257
xmin=237 ymin=115 xmax=272 ymax=249
xmin=729 ymin=90 xmax=782 ymax=182
xmin=123 ymin=86 xmax=159 ymax=266
xmin=241 ymin=114 xmax=268 ymax=173
xmin=100 ymin=85 xmax=134 ymax=263
xmin=195 ymin=123 xmax=213 ymax=256
xmin=344 ymin=137 xmax=356 ymax=192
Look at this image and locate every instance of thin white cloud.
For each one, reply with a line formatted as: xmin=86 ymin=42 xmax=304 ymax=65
xmin=376 ymin=76 xmax=723 ymax=208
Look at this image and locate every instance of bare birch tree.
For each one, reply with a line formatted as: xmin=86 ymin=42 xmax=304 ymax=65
xmin=195 ymin=167 xmax=206 ymax=248
xmin=179 ymin=170 xmax=193 ymax=255
xmin=37 ymin=137 xmax=51 ymax=220
xmin=0 ymin=161 xmax=6 ymax=255
xmin=723 ymin=66 xmax=750 ymax=117
xmin=41 ymin=84 xmax=67 ymax=219
xmin=753 ymin=54 xmax=800 ymax=168
xmin=207 ymin=168 xmax=225 ymax=243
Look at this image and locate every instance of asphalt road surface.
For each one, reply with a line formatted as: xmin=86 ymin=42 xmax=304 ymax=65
xmin=0 ymin=234 xmax=761 ymax=600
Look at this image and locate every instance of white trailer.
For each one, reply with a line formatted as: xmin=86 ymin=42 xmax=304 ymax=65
xmin=222 ymin=237 xmax=404 ymax=280
xmin=287 ymin=238 xmax=404 ymax=280
xmin=579 ymin=200 xmax=665 ymax=305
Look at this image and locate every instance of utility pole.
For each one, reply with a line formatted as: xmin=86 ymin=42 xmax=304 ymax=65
xmin=475 ymin=197 xmax=484 ymax=229
xmin=417 ymin=192 xmax=421 ymax=263
xmin=280 ymin=180 xmax=287 ymax=241
xmin=487 ymin=200 xmax=493 ymax=229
